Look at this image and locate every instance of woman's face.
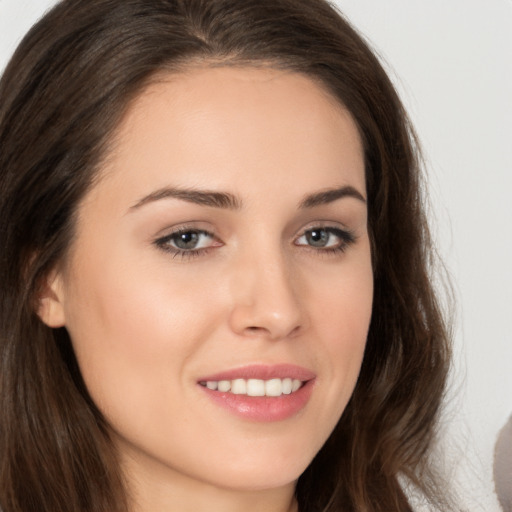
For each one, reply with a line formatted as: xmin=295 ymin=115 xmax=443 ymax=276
xmin=43 ymin=67 xmax=373 ymax=501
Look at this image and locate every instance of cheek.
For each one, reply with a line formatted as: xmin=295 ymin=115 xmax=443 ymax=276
xmin=62 ymin=253 xmax=224 ymax=414
xmin=307 ymin=253 xmax=373 ymax=407
xmin=310 ymin=249 xmax=373 ymax=343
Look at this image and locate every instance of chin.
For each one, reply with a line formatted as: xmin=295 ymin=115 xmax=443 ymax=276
xmin=205 ymin=465 xmax=305 ymax=493
xmin=200 ymin=440 xmax=316 ymax=492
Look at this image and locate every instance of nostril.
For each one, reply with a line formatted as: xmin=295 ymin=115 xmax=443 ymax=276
xmin=246 ymin=326 xmax=265 ymax=333
xmin=243 ymin=324 xmax=302 ymax=340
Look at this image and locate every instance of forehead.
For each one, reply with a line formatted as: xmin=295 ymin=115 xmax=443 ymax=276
xmin=92 ymin=66 xmax=365 ymax=207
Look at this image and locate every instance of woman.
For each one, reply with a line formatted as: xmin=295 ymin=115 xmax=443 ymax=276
xmin=0 ymin=1 xmax=452 ymax=511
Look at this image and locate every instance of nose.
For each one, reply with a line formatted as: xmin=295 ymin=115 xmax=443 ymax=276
xmin=228 ymin=249 xmax=306 ymax=341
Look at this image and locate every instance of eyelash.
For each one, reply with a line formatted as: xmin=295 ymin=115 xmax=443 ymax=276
xmin=154 ymin=226 xmax=356 ymax=260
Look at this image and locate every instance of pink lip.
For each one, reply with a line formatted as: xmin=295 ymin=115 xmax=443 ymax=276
xmin=197 ymin=363 xmax=316 ymax=383
xmin=197 ymin=364 xmax=316 ymax=422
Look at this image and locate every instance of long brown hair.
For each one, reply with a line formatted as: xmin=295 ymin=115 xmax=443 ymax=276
xmin=0 ymin=1 xmax=452 ymax=511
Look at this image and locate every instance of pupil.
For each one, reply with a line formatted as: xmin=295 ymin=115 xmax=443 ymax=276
xmin=307 ymin=229 xmax=328 ymax=247
xmin=175 ymin=231 xmax=199 ymax=249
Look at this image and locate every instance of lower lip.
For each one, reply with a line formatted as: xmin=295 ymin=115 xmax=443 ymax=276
xmin=199 ymin=380 xmax=314 ymax=422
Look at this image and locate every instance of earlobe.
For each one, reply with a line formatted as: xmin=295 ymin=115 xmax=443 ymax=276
xmin=36 ymin=271 xmax=66 ymax=328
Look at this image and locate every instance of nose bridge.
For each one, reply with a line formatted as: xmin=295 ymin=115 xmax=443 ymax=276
xmin=228 ymin=240 xmax=304 ymax=340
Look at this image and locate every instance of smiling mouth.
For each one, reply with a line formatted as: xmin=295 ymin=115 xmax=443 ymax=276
xmin=199 ymin=378 xmax=304 ymax=397
xmin=198 ymin=366 xmax=315 ymax=421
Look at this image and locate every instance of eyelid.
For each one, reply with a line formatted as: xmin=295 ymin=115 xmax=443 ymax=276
xmin=152 ymin=220 xmax=214 ymax=239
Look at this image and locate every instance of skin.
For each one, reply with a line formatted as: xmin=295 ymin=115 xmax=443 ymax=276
xmin=40 ymin=67 xmax=373 ymax=512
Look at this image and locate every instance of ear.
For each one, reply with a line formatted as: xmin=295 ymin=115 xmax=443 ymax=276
xmin=36 ymin=269 xmax=66 ymax=328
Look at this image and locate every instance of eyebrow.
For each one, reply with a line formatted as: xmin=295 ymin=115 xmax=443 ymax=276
xmin=129 ymin=187 xmax=242 ymax=211
xmin=298 ymin=186 xmax=366 ymax=208
xmin=129 ymin=184 xmax=366 ymax=212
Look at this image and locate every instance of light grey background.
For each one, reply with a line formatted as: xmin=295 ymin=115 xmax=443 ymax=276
xmin=1 ymin=1 xmax=511 ymax=510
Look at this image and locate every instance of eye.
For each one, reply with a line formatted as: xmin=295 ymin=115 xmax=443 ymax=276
xmin=169 ymin=230 xmax=212 ymax=250
xmin=295 ymin=226 xmax=355 ymax=252
xmin=154 ymin=228 xmax=220 ymax=257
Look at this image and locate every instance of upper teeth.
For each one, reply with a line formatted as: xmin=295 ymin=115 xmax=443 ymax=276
xmin=201 ymin=378 xmax=303 ymax=397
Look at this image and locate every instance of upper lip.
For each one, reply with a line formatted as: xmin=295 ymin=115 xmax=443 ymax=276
xmin=197 ymin=364 xmax=316 ymax=383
